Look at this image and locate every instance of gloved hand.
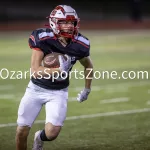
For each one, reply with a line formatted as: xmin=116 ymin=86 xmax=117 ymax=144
xmin=77 ymin=88 xmax=91 ymax=102
xmin=58 ymin=55 xmax=71 ymax=72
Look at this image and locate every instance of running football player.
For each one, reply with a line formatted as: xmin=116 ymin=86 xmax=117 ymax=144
xmin=16 ymin=5 xmax=93 ymax=150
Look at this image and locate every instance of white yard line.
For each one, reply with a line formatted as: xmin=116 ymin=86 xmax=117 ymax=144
xmin=1 ymin=80 xmax=149 ymax=101
xmin=70 ymin=97 xmax=129 ymax=103
xmin=100 ymin=97 xmax=129 ymax=104
xmin=0 ymin=81 xmax=149 ymax=92
xmin=72 ymin=81 xmax=150 ymax=92
xmin=0 ymin=108 xmax=150 ymax=128
xmin=69 ymin=97 xmax=77 ymax=101
xmin=146 ymin=101 xmax=150 ymax=105
xmin=105 ymin=87 xmax=128 ymax=93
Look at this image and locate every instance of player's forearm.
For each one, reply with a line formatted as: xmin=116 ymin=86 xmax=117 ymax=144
xmin=31 ymin=66 xmax=60 ymax=78
xmin=84 ymin=67 xmax=93 ymax=89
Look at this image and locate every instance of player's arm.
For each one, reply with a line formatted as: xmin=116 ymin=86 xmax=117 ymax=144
xmin=79 ymin=56 xmax=93 ymax=89
xmin=76 ymin=56 xmax=93 ymax=103
xmin=29 ymin=30 xmax=60 ymax=78
xmin=29 ymin=29 xmax=71 ymax=78
xmin=31 ymin=50 xmax=60 ymax=78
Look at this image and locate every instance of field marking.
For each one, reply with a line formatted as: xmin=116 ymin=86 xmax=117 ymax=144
xmin=0 ymin=94 xmax=15 ymax=99
xmin=146 ymin=101 xmax=150 ymax=105
xmin=0 ymin=79 xmax=149 ymax=93
xmin=104 ymin=87 xmax=128 ymax=93
xmin=0 ymin=85 xmax=14 ymax=91
xmin=72 ymin=81 xmax=150 ymax=92
xmin=1 ymin=80 xmax=149 ymax=101
xmin=100 ymin=97 xmax=129 ymax=104
xmin=69 ymin=97 xmax=77 ymax=101
xmin=70 ymin=97 xmax=129 ymax=103
xmin=1 ymin=108 xmax=150 ymax=128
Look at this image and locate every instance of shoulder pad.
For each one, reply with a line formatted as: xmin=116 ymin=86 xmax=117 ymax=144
xmin=38 ymin=28 xmax=54 ymax=40
xmin=75 ymin=33 xmax=90 ymax=46
xmin=74 ymin=33 xmax=90 ymax=58
xmin=29 ymin=28 xmax=54 ymax=48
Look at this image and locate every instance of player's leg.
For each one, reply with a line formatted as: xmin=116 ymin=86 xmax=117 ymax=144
xmin=32 ymin=123 xmax=61 ymax=150
xmin=15 ymin=126 xmax=30 ymax=150
xmin=16 ymin=83 xmax=43 ymax=150
xmin=43 ymin=88 xmax=68 ymax=140
xmin=32 ymin=88 xmax=68 ymax=149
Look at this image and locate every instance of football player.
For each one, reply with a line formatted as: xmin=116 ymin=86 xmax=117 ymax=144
xmin=16 ymin=5 xmax=93 ymax=150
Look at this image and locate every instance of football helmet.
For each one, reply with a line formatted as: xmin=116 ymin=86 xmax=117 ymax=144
xmin=48 ymin=5 xmax=80 ymax=39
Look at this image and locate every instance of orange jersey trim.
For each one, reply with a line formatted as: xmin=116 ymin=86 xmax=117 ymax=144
xmin=29 ymin=43 xmax=41 ymax=51
xmin=32 ymin=48 xmax=41 ymax=51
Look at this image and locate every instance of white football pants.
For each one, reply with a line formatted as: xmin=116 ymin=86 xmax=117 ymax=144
xmin=17 ymin=81 xmax=68 ymax=127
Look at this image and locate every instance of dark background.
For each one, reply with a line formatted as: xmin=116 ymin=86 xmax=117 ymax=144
xmin=2 ymin=0 xmax=150 ymax=22
xmin=1 ymin=0 xmax=150 ymax=30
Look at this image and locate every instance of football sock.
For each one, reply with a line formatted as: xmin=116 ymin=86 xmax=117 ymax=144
xmin=40 ymin=129 xmax=51 ymax=141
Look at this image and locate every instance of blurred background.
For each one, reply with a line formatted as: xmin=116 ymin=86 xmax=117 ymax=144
xmin=0 ymin=0 xmax=150 ymax=150
xmin=1 ymin=0 xmax=150 ymax=30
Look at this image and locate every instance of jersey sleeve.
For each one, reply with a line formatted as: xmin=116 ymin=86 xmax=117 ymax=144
xmin=28 ymin=28 xmax=55 ymax=57
xmin=84 ymin=42 xmax=90 ymax=57
xmin=28 ymin=29 xmax=41 ymax=50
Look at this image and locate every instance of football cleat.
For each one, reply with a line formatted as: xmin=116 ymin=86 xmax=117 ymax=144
xmin=32 ymin=130 xmax=44 ymax=150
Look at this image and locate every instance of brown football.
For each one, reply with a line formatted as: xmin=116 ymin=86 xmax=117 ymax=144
xmin=43 ymin=52 xmax=67 ymax=68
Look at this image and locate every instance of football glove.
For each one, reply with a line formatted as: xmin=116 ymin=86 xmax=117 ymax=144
xmin=77 ymin=88 xmax=91 ymax=103
xmin=58 ymin=55 xmax=71 ymax=72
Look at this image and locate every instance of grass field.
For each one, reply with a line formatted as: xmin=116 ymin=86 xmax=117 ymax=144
xmin=0 ymin=29 xmax=150 ymax=150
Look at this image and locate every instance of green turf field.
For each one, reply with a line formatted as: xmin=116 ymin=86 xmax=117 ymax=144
xmin=0 ymin=30 xmax=150 ymax=150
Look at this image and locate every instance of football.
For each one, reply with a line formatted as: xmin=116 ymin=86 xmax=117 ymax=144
xmin=43 ymin=52 xmax=67 ymax=68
